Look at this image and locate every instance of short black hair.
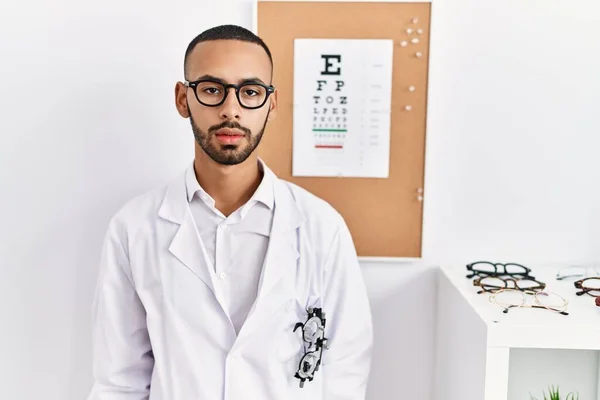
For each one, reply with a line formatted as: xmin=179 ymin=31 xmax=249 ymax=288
xmin=184 ymin=24 xmax=273 ymax=81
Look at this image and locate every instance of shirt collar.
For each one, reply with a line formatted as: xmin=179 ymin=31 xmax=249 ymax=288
xmin=251 ymin=158 xmax=275 ymax=210
xmin=185 ymin=158 xmax=274 ymax=210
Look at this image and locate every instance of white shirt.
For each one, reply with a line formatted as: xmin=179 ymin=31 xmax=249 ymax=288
xmin=184 ymin=159 xmax=274 ymax=335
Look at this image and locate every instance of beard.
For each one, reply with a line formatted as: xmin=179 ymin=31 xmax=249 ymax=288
xmin=189 ymin=109 xmax=269 ymax=166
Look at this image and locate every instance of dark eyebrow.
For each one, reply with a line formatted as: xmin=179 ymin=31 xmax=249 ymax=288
xmin=240 ymin=76 xmax=268 ymax=86
xmin=190 ymin=74 xmax=269 ymax=86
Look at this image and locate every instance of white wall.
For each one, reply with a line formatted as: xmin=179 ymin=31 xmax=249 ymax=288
xmin=2 ymin=0 xmax=599 ymax=399
xmin=422 ymin=0 xmax=600 ymax=265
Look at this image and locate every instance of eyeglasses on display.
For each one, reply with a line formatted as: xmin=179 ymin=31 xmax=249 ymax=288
xmin=488 ymin=288 xmax=569 ymax=315
xmin=574 ymin=277 xmax=600 ymax=297
xmin=473 ymin=276 xmax=546 ymax=294
xmin=466 ymin=261 xmax=534 ymax=280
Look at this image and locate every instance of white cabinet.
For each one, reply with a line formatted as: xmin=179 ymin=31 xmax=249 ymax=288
xmin=434 ymin=264 xmax=600 ymax=400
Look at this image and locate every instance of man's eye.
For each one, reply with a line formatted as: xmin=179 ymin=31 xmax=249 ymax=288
xmin=244 ymin=89 xmax=258 ymax=96
xmin=203 ymin=87 xmax=221 ymax=95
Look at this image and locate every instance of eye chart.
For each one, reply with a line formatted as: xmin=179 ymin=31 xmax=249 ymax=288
xmin=292 ymin=38 xmax=394 ymax=178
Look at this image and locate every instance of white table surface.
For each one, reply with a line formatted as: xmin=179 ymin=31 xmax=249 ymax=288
xmin=441 ymin=264 xmax=600 ymax=350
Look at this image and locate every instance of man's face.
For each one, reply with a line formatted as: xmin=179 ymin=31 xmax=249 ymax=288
xmin=178 ymin=40 xmax=276 ymax=166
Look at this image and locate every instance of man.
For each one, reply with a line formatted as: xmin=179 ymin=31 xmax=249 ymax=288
xmin=87 ymin=24 xmax=373 ymax=400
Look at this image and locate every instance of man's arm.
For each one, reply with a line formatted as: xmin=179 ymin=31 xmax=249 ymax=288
xmin=321 ymin=215 xmax=374 ymax=400
xmin=87 ymin=217 xmax=154 ymax=400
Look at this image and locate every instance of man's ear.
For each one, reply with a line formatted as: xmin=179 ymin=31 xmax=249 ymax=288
xmin=175 ymin=82 xmax=190 ymax=118
xmin=267 ymin=88 xmax=278 ymax=121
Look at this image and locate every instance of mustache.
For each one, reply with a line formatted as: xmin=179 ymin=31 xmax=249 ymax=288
xmin=208 ymin=120 xmax=252 ymax=136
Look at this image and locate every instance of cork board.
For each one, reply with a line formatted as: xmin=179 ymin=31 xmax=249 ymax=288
xmin=256 ymin=1 xmax=431 ymax=258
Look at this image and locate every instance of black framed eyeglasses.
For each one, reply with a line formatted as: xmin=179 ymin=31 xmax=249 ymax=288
xmin=184 ymin=78 xmax=275 ymax=110
xmin=466 ymin=261 xmax=533 ymax=279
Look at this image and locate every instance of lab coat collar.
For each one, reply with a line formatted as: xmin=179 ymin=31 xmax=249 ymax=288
xmin=184 ymin=158 xmax=274 ymax=211
xmin=159 ymin=159 xmax=285 ymax=225
xmin=157 ymin=160 xmax=303 ymax=324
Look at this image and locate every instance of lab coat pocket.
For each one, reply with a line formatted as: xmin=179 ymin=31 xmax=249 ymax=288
xmin=277 ymin=298 xmax=308 ymax=362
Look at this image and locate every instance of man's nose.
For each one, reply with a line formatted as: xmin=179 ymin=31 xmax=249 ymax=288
xmin=219 ymin=87 xmax=242 ymax=120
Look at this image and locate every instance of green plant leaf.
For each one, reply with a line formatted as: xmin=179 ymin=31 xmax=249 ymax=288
xmin=549 ymin=384 xmax=559 ymax=400
xmin=533 ymin=384 xmax=580 ymax=400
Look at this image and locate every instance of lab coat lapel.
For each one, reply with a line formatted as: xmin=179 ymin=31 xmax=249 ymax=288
xmin=157 ymin=171 xmax=217 ymax=297
xmin=256 ymin=173 xmax=304 ymax=309
xmin=236 ymin=175 xmax=304 ymax=342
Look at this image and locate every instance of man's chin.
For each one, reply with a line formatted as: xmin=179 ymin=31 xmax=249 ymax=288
xmin=219 ymin=144 xmax=240 ymax=151
xmin=207 ymin=147 xmax=248 ymax=166
xmin=215 ymin=156 xmax=245 ymax=166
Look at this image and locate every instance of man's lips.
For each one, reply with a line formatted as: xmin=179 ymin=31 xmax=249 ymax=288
xmin=214 ymin=128 xmax=245 ymax=144
xmin=215 ymin=128 xmax=245 ymax=136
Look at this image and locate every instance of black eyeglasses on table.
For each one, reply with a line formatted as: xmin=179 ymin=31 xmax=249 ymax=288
xmin=466 ymin=261 xmax=534 ymax=279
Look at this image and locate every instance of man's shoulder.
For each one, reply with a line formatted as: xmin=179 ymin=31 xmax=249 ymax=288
xmin=278 ymin=178 xmax=345 ymax=228
xmin=108 ymin=180 xmax=171 ymax=231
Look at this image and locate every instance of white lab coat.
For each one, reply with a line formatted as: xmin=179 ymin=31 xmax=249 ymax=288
xmin=87 ymin=162 xmax=373 ymax=400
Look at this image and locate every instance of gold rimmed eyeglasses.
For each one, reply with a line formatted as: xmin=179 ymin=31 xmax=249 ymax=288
xmin=488 ymin=288 xmax=569 ymax=315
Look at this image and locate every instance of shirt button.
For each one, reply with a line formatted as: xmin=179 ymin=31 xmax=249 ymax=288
xmin=219 ymin=272 xmax=227 ymax=279
xmin=219 ymin=223 xmax=227 ymax=229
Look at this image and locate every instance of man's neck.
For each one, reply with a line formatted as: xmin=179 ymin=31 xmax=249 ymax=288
xmin=193 ymin=152 xmax=262 ymax=217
